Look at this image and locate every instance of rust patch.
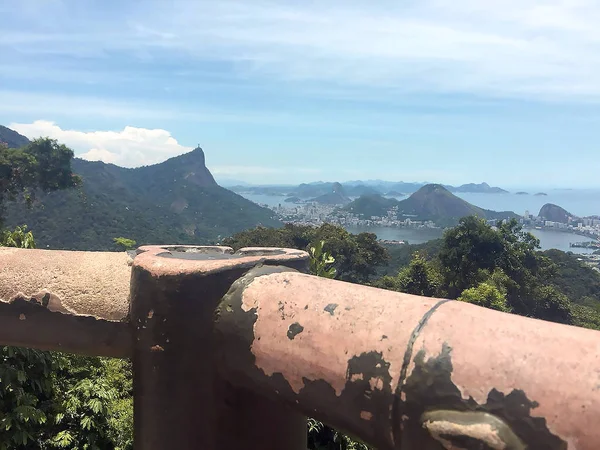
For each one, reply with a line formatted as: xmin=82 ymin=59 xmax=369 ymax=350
xmin=19 ymin=313 xmax=26 ymax=320
xmin=150 ymin=345 xmax=164 ymax=352
xmin=287 ymin=322 xmax=304 ymax=340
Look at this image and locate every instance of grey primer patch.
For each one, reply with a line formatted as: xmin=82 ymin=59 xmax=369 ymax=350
xmin=394 ymin=343 xmax=567 ymax=450
xmin=287 ymin=322 xmax=304 ymax=340
xmin=324 ymin=303 xmax=338 ymax=316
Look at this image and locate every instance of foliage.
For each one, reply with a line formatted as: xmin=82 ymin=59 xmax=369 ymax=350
xmin=376 ymin=216 xmax=580 ymax=325
xmin=113 ymin=237 xmax=137 ymax=251
xmin=309 ymin=240 xmax=337 ymax=278
xmin=0 ymin=138 xmax=81 ymax=225
xmin=3 ymin=150 xmax=280 ymax=250
xmin=49 ymin=356 xmax=133 ymax=450
xmin=0 ymin=347 xmax=53 ymax=450
xmin=372 ymin=252 xmax=442 ymax=297
xmin=378 ymin=239 xmax=443 ymax=276
xmin=436 ymin=216 xmax=572 ymax=323
xmin=458 ymin=282 xmax=510 ymax=312
xmin=542 ymin=249 xmax=600 ymax=304
xmin=224 ymin=224 xmax=389 ymax=283
xmin=0 ymin=225 xmax=35 ymax=248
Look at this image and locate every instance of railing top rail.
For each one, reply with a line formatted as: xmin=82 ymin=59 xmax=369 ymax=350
xmin=1 ymin=246 xmax=600 ymax=449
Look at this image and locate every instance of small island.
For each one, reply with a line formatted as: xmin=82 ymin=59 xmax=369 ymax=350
xmin=515 ymin=191 xmax=529 ymax=195
xmin=534 ymin=192 xmax=548 ymax=196
xmin=284 ymin=196 xmax=302 ymax=203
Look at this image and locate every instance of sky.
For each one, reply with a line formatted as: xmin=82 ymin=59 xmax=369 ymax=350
xmin=2 ymin=0 xmax=600 ymax=188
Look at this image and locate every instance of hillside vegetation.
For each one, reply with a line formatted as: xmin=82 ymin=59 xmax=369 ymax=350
xmin=2 ymin=128 xmax=280 ymax=250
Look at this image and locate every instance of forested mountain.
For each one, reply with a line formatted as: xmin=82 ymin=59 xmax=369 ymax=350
xmin=2 ymin=128 xmax=280 ymax=250
xmin=345 ymin=184 xmax=517 ymax=225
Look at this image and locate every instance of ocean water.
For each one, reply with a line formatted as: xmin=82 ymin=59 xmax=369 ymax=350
xmin=239 ymin=191 xmax=600 ymax=253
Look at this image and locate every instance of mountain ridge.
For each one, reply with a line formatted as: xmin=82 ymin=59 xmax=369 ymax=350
xmin=2 ymin=126 xmax=280 ymax=250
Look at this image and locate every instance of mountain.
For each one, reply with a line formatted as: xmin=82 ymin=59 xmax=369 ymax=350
xmin=344 ymin=184 xmax=381 ymax=197
xmin=538 ymin=203 xmax=574 ymax=223
xmin=449 ymin=182 xmax=508 ymax=194
xmin=310 ymin=182 xmax=350 ymax=205
xmin=345 ymin=194 xmax=400 ymax=217
xmin=2 ymin=127 xmax=280 ymax=250
xmin=0 ymin=125 xmax=30 ymax=148
xmin=346 ymin=184 xmax=516 ymax=225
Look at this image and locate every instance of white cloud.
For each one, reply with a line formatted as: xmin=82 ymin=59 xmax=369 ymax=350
xmin=9 ymin=120 xmax=192 ymax=168
xmin=5 ymin=0 xmax=600 ymax=100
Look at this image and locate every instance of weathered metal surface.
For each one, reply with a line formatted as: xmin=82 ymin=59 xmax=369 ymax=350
xmin=130 ymin=245 xmax=309 ymax=450
xmin=215 ymin=269 xmax=600 ymax=450
xmin=0 ymin=247 xmax=132 ymax=357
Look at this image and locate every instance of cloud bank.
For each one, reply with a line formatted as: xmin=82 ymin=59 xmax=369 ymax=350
xmin=9 ymin=121 xmax=192 ymax=168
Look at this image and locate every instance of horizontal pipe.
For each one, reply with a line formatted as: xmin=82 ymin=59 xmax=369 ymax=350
xmin=215 ymin=268 xmax=600 ymax=450
xmin=0 ymin=248 xmax=132 ymax=357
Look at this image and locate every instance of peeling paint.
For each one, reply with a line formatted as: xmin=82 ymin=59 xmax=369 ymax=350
xmin=422 ymin=410 xmax=525 ymax=450
xmin=150 ymin=345 xmax=164 ymax=352
xmin=147 ymin=310 xmax=154 ymax=319
xmin=19 ymin=313 xmax=26 ymax=320
xmin=396 ymin=344 xmax=568 ymax=450
xmin=324 ymin=303 xmax=338 ymax=316
xmin=287 ymin=322 xmax=304 ymax=340
xmin=360 ymin=411 xmax=373 ymax=421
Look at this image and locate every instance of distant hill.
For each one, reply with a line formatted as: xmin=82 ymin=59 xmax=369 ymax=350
xmin=538 ymin=203 xmax=574 ymax=223
xmin=0 ymin=125 xmax=30 ymax=148
xmin=448 ymin=182 xmax=508 ymax=194
xmin=310 ymin=182 xmax=350 ymax=205
xmin=2 ymin=127 xmax=280 ymax=250
xmin=235 ymin=180 xmax=509 ymax=197
xmin=344 ymin=184 xmax=381 ymax=197
xmin=346 ymin=184 xmax=516 ymax=225
xmin=345 ymin=194 xmax=400 ymax=217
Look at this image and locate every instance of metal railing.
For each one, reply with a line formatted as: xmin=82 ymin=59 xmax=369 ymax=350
xmin=1 ymin=245 xmax=599 ymax=449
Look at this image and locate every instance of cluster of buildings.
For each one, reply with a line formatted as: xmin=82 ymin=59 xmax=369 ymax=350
xmin=519 ymin=210 xmax=600 ymax=241
xmin=270 ymin=203 xmax=438 ymax=229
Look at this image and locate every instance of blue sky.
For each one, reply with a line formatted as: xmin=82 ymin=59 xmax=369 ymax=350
xmin=2 ymin=0 xmax=600 ymax=188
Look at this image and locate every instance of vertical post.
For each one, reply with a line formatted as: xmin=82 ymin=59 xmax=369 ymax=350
xmin=130 ymin=246 xmax=308 ymax=450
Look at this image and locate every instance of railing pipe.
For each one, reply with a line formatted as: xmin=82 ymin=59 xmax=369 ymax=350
xmin=0 ymin=247 xmax=132 ymax=357
xmin=215 ymin=266 xmax=600 ymax=450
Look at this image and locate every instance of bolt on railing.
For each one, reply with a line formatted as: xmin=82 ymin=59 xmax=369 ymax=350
xmin=1 ymin=245 xmax=600 ymax=449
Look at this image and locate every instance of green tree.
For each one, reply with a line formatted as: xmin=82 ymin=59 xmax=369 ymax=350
xmin=224 ymin=224 xmax=389 ymax=283
xmin=1 ymin=225 xmax=35 ymax=248
xmin=372 ymin=252 xmax=442 ymax=297
xmin=437 ymin=216 xmax=571 ymax=323
xmin=458 ymin=282 xmax=510 ymax=312
xmin=309 ymin=240 xmax=336 ymax=279
xmin=0 ymin=347 xmax=53 ymax=449
xmin=0 ymin=139 xmax=81 ymax=225
xmin=113 ymin=237 xmax=137 ymax=251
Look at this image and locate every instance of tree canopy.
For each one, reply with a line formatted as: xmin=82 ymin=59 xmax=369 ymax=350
xmin=0 ymin=139 xmax=81 ymax=225
xmin=377 ymin=216 xmax=575 ymax=324
xmin=224 ymin=223 xmax=389 ymax=283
